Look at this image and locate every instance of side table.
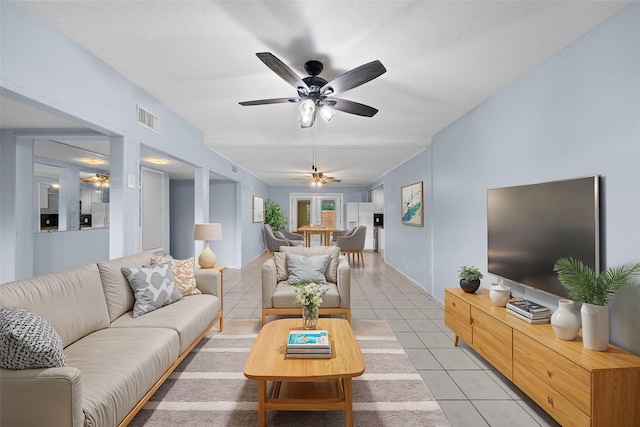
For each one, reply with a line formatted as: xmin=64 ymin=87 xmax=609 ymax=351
xmin=202 ymin=265 xmax=226 ymax=332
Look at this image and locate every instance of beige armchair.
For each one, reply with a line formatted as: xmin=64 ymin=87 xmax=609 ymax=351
xmin=261 ymin=246 xmax=351 ymax=326
xmin=336 ymin=225 xmax=367 ymax=266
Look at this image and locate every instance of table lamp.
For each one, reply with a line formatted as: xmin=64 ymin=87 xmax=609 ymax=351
xmin=194 ymin=223 xmax=222 ymax=268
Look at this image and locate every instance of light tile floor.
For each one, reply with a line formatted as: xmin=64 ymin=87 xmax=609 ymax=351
xmin=221 ymin=248 xmax=560 ymax=427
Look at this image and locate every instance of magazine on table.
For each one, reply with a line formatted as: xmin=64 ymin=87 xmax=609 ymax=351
xmin=287 ymin=330 xmax=330 ymax=348
xmin=507 ymin=299 xmax=550 ymax=313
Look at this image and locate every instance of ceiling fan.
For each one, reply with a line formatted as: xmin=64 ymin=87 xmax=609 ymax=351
xmin=80 ymin=173 xmax=110 ymax=187
xmin=295 ymin=170 xmax=342 ymax=187
xmin=239 ymin=52 xmax=386 ymax=127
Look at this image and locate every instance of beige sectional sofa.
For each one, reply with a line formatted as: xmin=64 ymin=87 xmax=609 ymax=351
xmin=0 ymin=251 xmax=223 ymax=427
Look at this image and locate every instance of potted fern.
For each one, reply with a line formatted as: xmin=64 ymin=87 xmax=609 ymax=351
xmin=458 ymin=265 xmax=483 ymax=293
xmin=264 ymin=199 xmax=287 ymax=231
xmin=554 ymin=257 xmax=640 ymax=351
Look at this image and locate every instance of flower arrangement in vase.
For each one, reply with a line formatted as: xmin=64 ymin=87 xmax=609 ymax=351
xmin=294 ymin=282 xmax=328 ymax=330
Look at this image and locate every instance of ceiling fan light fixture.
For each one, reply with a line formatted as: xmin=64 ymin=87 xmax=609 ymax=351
xmin=298 ymin=99 xmax=316 ymax=128
xmin=319 ymin=105 xmax=335 ymax=123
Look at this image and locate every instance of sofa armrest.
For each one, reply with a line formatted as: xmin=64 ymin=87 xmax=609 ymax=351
xmin=261 ymin=259 xmax=278 ymax=309
xmin=194 ymin=268 xmax=222 ymax=297
xmin=0 ymin=366 xmax=84 ymax=427
xmin=337 ymin=256 xmax=351 ymax=309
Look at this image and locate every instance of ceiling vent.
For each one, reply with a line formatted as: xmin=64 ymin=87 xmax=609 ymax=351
xmin=231 ymin=164 xmax=238 ymax=173
xmin=136 ymin=105 xmax=160 ymax=134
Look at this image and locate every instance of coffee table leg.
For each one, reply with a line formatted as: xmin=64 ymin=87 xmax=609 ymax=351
xmin=343 ymin=378 xmax=354 ymax=427
xmin=258 ymin=380 xmax=266 ymax=427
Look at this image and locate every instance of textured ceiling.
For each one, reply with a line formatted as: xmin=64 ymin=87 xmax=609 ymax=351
xmin=6 ymin=1 xmax=629 ymax=185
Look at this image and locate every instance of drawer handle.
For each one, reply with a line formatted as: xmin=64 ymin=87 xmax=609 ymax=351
xmin=547 ymin=370 xmax=553 ymax=378
xmin=452 ymin=302 xmax=456 ymax=307
xmin=547 ymin=396 xmax=554 ymax=406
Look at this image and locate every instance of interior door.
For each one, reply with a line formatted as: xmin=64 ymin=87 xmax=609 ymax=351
xmin=141 ymin=168 xmax=163 ymax=251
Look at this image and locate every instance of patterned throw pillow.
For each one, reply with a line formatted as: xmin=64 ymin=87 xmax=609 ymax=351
xmin=151 ymin=256 xmax=201 ymax=296
xmin=0 ymin=306 xmax=66 ymax=370
xmin=121 ymin=262 xmax=183 ymax=317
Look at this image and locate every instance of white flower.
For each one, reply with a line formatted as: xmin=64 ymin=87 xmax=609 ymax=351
xmin=293 ymin=282 xmax=329 ymax=309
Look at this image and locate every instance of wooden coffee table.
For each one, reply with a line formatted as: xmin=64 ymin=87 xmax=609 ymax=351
xmin=244 ymin=318 xmax=365 ymax=426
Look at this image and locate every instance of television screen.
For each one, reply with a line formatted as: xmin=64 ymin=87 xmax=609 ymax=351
xmin=487 ymin=176 xmax=600 ymax=299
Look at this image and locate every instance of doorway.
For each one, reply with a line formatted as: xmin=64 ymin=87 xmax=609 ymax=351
xmin=290 ymin=193 xmax=343 ymax=231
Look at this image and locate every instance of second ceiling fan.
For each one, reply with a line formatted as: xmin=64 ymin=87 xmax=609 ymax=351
xmin=239 ymin=52 xmax=386 ymax=127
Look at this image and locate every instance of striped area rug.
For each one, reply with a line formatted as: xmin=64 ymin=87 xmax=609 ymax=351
xmin=130 ymin=319 xmax=450 ymax=426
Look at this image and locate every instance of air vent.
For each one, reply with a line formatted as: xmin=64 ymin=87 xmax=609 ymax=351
xmin=231 ymin=164 xmax=238 ymax=173
xmin=136 ymin=105 xmax=160 ymax=134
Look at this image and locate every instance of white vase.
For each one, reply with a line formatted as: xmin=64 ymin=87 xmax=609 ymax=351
xmin=550 ymin=299 xmax=581 ymax=341
xmin=580 ymin=303 xmax=609 ymax=351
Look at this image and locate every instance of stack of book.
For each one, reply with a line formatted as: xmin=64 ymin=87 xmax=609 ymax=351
xmin=285 ymin=330 xmax=332 ymax=358
xmin=506 ymin=299 xmax=551 ymax=324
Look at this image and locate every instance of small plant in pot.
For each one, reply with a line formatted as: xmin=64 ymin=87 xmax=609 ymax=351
xmin=554 ymin=257 xmax=640 ymax=351
xmin=458 ymin=265 xmax=483 ymax=293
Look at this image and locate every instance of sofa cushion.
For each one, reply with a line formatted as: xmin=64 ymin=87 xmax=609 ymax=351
xmin=0 ymin=307 xmax=66 ymax=370
xmin=110 ymin=294 xmax=220 ymax=354
xmin=0 ymin=263 xmax=110 ymax=347
xmin=121 ymin=262 xmax=183 ymax=317
xmin=284 ymin=253 xmax=331 ymax=285
xmin=151 ymin=256 xmax=201 ymax=296
xmin=63 ymin=327 xmax=179 ymax=427
xmin=98 ymin=251 xmax=157 ymax=322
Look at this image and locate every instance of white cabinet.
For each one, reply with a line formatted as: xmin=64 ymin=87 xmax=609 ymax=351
xmin=346 ymin=202 xmax=374 ymax=250
xmin=370 ymin=186 xmax=384 ymax=213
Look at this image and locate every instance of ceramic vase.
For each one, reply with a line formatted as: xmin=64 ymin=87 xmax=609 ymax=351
xmin=460 ymin=279 xmax=480 ymax=293
xmin=581 ymin=303 xmax=609 ymax=351
xmin=302 ymin=306 xmax=319 ymax=330
xmin=550 ymin=299 xmax=581 ymax=341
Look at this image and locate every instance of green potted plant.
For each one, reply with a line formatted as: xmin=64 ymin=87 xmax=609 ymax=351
xmin=554 ymin=257 xmax=640 ymax=351
xmin=458 ymin=265 xmax=483 ymax=293
xmin=264 ymin=199 xmax=287 ymax=231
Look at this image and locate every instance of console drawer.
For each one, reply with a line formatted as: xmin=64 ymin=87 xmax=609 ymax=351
xmin=515 ymin=359 xmax=590 ymax=427
xmin=514 ymin=331 xmax=590 ymax=415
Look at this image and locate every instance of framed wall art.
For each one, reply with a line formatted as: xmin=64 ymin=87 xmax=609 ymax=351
xmin=252 ymin=195 xmax=264 ymax=223
xmin=401 ymin=181 xmax=423 ymax=226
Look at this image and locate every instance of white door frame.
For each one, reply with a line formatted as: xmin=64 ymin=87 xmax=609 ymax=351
xmin=289 ymin=193 xmax=343 ymax=231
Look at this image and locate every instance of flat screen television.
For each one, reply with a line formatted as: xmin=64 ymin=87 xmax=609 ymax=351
xmin=487 ymin=176 xmax=601 ymax=299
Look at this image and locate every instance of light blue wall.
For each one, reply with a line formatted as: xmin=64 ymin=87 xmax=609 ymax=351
xmin=210 ymin=181 xmax=238 ymax=268
xmin=169 ymin=180 xmax=195 ymax=260
xmin=375 ymin=4 xmax=640 ymax=354
xmin=368 ymin=149 xmax=433 ymax=291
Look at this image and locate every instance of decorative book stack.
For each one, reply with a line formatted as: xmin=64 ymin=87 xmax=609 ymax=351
xmin=506 ymin=299 xmax=551 ymax=324
xmin=285 ymin=330 xmax=331 ymax=358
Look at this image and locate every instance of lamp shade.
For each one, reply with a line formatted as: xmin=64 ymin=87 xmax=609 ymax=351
xmin=194 ymin=223 xmax=223 ymax=241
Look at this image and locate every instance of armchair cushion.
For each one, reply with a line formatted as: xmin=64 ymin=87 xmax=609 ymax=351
xmin=276 ymin=246 xmax=340 ymax=283
xmin=284 ymin=253 xmax=331 ymax=285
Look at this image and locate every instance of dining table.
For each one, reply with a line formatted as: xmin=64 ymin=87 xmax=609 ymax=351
xmin=296 ymin=225 xmax=341 ymax=247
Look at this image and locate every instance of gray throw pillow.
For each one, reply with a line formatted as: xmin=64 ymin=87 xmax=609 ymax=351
xmin=0 ymin=306 xmax=66 ymax=370
xmin=121 ymin=262 xmax=183 ymax=317
xmin=284 ymin=253 xmax=331 ymax=285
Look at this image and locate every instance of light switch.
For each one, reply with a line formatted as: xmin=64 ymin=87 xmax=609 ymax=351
xmin=128 ymin=174 xmax=136 ymax=189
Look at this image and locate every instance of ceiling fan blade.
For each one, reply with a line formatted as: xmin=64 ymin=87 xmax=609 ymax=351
xmin=256 ymin=52 xmax=308 ymax=93
xmin=239 ymin=97 xmax=298 ymax=106
xmin=329 ymin=98 xmax=379 ymax=117
xmin=320 ymin=60 xmax=386 ymax=96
